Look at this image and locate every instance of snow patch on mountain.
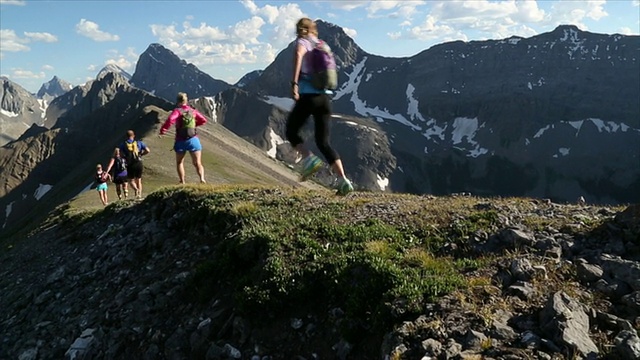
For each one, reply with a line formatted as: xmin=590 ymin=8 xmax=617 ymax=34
xmin=334 ymin=57 xmax=421 ymax=131
xmin=38 ymin=99 xmax=47 ymax=119
xmin=34 ymin=184 xmax=53 ymax=200
xmin=406 ymin=84 xmax=427 ymax=123
xmin=534 ymin=118 xmax=637 ymax=139
xmin=377 ymin=174 xmax=389 ymax=191
xmin=267 ymin=128 xmax=285 ymax=158
xmin=3 ymin=201 xmax=15 ymax=229
xmin=1 ymin=108 xmax=19 ymax=117
xmin=451 ymin=117 xmax=489 ymax=158
xmin=205 ymin=97 xmax=218 ymax=123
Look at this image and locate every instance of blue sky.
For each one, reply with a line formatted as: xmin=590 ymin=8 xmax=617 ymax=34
xmin=1 ymin=0 xmax=639 ymax=94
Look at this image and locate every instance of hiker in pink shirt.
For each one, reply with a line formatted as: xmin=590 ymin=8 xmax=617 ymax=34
xmin=160 ymin=92 xmax=208 ymax=184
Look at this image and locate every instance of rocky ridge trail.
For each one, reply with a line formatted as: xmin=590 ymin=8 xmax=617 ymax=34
xmin=1 ymin=187 xmax=638 ymax=360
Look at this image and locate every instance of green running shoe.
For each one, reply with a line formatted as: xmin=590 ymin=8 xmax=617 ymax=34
xmin=336 ymin=177 xmax=354 ymax=196
xmin=300 ymin=154 xmax=322 ymax=181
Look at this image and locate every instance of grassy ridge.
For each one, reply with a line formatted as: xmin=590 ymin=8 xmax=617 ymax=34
xmin=133 ymin=186 xmax=533 ymax=339
xmin=19 ymin=184 xmax=631 ymax=356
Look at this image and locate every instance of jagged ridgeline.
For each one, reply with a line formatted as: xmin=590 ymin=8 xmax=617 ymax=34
xmin=2 ymin=185 xmax=639 ymax=359
xmin=2 ymin=23 xmax=639 ymax=245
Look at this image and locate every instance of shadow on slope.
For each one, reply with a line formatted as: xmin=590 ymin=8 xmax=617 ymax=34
xmin=0 ymin=102 xmax=166 ymax=240
xmin=2 ymin=186 xmax=636 ymax=359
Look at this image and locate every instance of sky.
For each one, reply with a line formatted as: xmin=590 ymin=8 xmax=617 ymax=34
xmin=1 ymin=0 xmax=639 ymax=94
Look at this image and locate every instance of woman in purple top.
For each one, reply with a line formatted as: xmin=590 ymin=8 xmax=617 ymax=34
xmin=159 ymin=92 xmax=208 ymax=184
xmin=287 ymin=17 xmax=353 ymax=195
xmin=105 ymin=147 xmax=129 ymax=200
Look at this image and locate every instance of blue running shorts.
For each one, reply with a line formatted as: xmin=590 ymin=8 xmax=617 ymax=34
xmin=174 ymin=137 xmax=202 ymax=153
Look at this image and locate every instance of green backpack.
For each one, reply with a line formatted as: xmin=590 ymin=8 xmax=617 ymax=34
xmin=179 ymin=108 xmax=197 ymax=138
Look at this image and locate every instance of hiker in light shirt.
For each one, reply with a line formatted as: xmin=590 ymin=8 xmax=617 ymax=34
xmin=286 ymin=17 xmax=353 ymax=195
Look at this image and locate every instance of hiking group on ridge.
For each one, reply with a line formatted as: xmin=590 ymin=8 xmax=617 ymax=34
xmin=93 ymin=93 xmax=208 ymax=206
xmin=97 ymin=130 xmax=150 ymax=205
xmin=93 ymin=17 xmax=353 ymax=205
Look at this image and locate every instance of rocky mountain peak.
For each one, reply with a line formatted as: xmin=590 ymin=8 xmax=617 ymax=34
xmin=234 ymin=70 xmax=263 ymax=88
xmin=551 ymin=24 xmax=583 ymax=34
xmin=37 ymin=76 xmax=73 ymax=102
xmin=315 ymin=19 xmax=363 ymax=67
xmin=1 ymin=77 xmax=45 ymax=145
xmin=142 ymin=43 xmax=183 ymax=64
xmin=96 ymin=64 xmax=132 ymax=82
xmin=130 ymin=43 xmax=231 ymax=101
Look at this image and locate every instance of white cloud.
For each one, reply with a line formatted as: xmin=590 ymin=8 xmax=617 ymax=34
xmin=0 ymin=29 xmax=59 ymax=54
xmin=407 ymin=15 xmax=467 ymax=42
xmin=181 ymin=22 xmax=227 ymax=41
xmin=0 ymin=29 xmax=30 ymax=52
xmin=124 ymin=47 xmax=138 ymax=59
xmin=240 ymin=0 xmax=305 ymax=46
xmin=11 ymin=69 xmax=45 ymax=79
xmin=24 ymin=32 xmax=58 ymax=43
xmin=511 ymin=0 xmax=546 ymax=23
xmin=546 ymin=0 xmax=608 ymax=29
xmin=0 ymin=0 xmax=26 ymax=5
xmin=105 ymin=58 xmax=132 ymax=71
xmin=150 ymin=1 xmax=304 ymax=71
xmin=388 ymin=31 xmax=401 ymax=40
xmin=634 ymin=0 xmax=640 ymax=7
xmin=42 ymin=64 xmax=54 ymax=71
xmin=87 ymin=64 xmax=97 ymax=71
xmin=618 ymin=26 xmax=637 ymax=35
xmin=367 ymin=1 xmax=403 ymax=15
xmin=396 ymin=1 xmax=427 ymax=19
xmin=104 ymin=47 xmax=138 ymax=72
xmin=366 ymin=0 xmax=426 ymax=19
xmin=231 ymin=16 xmax=266 ymax=44
xmin=388 ymin=0 xmax=547 ymax=43
xmin=326 ymin=1 xmax=367 ymax=11
xmin=75 ymin=19 xmax=120 ymax=42
xmin=342 ymin=26 xmax=358 ymax=38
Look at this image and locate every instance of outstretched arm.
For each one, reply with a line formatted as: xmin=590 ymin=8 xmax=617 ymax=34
xmin=160 ymin=109 xmax=180 ymax=135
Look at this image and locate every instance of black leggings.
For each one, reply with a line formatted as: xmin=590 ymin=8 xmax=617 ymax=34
xmin=285 ymin=94 xmax=340 ymax=164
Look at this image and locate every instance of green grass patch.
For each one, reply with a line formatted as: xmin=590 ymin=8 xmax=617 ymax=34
xmin=173 ymin=186 xmax=474 ymax=340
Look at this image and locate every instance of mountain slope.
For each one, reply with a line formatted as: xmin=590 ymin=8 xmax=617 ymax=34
xmin=1 ymin=186 xmax=638 ymax=359
xmin=0 ymin=77 xmax=46 ymax=146
xmin=0 ymin=73 xmax=323 ymax=239
xmin=235 ymin=23 xmax=640 ymax=204
xmin=96 ymin=64 xmax=132 ymax=81
xmin=37 ymin=75 xmax=73 ymax=104
xmin=126 ymin=21 xmax=639 ymax=204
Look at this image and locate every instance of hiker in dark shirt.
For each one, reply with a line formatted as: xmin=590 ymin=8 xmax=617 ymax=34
xmin=94 ymin=164 xmax=111 ymax=206
xmin=119 ymin=130 xmax=150 ymax=199
xmin=104 ymin=147 xmax=129 ymax=200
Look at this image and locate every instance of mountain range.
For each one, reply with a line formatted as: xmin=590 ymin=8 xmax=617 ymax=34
xmin=1 ymin=21 xmax=638 ymax=239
